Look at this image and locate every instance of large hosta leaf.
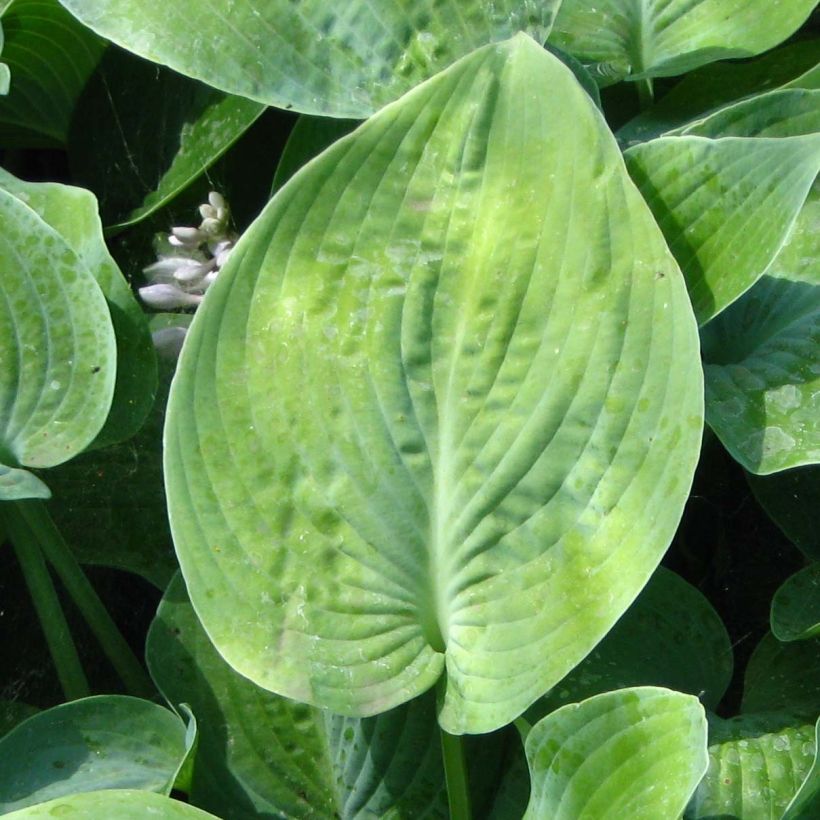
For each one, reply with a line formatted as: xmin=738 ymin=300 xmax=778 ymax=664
xmin=165 ymin=35 xmax=703 ymax=735
xmin=624 ymin=135 xmax=820 ymax=325
xmin=59 ymin=0 xmax=560 ymax=117
xmin=0 ymin=695 xmax=192 ymax=813
xmin=3 ymin=790 xmax=220 ymax=819
xmin=147 ymin=574 xmax=504 ymax=818
xmin=549 ymin=1 xmax=817 ymax=85
xmin=0 ymin=168 xmax=155 ymax=447
xmin=0 ymin=0 xmax=105 ymax=146
xmin=528 ymin=567 xmax=732 ymax=720
xmin=785 ymin=717 xmax=820 ymax=819
xmin=701 ymin=275 xmax=820 ymax=474
xmin=524 ymin=687 xmax=708 ymax=819
xmin=686 ymin=712 xmax=818 ymax=820
xmin=0 ymin=188 xmax=116 ymax=496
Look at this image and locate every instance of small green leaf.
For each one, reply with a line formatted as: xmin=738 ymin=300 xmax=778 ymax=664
xmin=0 ymin=465 xmax=49 ymax=501
xmin=618 ymin=39 xmax=820 ymax=145
xmin=59 ymin=0 xmax=560 ymax=117
xmin=550 ymin=0 xmax=817 ymax=85
xmin=528 ymin=567 xmax=733 ymax=720
xmin=742 ymin=632 xmax=820 ymax=720
xmin=772 ymin=563 xmax=820 ymax=643
xmin=0 ymin=0 xmax=105 ymax=146
xmin=701 ymin=275 xmax=820 ymax=474
xmin=524 ymin=687 xmax=708 ymax=819
xmin=0 ymin=695 xmax=191 ymax=813
xmin=2 ymin=790 xmax=220 ymax=819
xmin=687 ymin=712 xmax=818 ymax=820
xmin=625 ymin=135 xmax=820 ymax=325
xmin=0 ymin=188 xmax=116 ymax=471
xmin=0 ymin=168 xmax=156 ymax=448
xmin=68 ymin=47 xmax=265 ymax=229
xmin=165 ymin=35 xmax=703 ymax=734
xmin=748 ymin=466 xmax=820 ymax=561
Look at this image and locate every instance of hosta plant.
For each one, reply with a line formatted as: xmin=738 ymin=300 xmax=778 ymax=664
xmin=0 ymin=1 xmax=819 ymax=818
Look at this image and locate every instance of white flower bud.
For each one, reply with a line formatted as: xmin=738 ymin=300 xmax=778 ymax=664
xmin=171 ymin=226 xmax=205 ymax=245
xmin=208 ymin=191 xmax=226 ymax=210
xmin=139 ymin=283 xmax=203 ymax=310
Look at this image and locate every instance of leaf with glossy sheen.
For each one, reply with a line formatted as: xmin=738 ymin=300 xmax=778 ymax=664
xmin=686 ymin=712 xmax=818 ymax=820
xmin=147 ymin=574 xmax=455 ymax=818
xmin=742 ymin=632 xmax=820 ymax=720
xmin=165 ymin=35 xmax=703 ymax=734
xmin=618 ymin=40 xmax=820 ymax=145
xmin=527 ymin=567 xmax=732 ymax=721
xmin=624 ymin=135 xmax=820 ymax=325
xmin=0 ymin=695 xmax=191 ymax=813
xmin=68 ymin=47 xmax=265 ymax=229
xmin=701 ymin=275 xmax=820 ymax=474
xmin=748 ymin=466 xmax=820 ymax=561
xmin=0 ymin=188 xmax=116 ymax=488
xmin=0 ymin=465 xmax=49 ymax=500
xmin=772 ymin=563 xmax=820 ymax=643
xmin=550 ymin=0 xmax=817 ymax=85
xmin=2 ymin=790 xmax=220 ymax=819
xmin=784 ymin=716 xmax=820 ymax=819
xmin=524 ymin=687 xmax=707 ymax=819
xmin=0 ymin=168 xmax=156 ymax=448
xmin=0 ymin=0 xmax=105 ymax=147
xmin=59 ymin=0 xmax=560 ymax=117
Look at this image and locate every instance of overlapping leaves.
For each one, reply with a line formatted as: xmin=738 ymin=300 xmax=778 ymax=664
xmin=165 ymin=35 xmax=703 ymax=735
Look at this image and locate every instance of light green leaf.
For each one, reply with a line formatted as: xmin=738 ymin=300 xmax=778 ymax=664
xmin=701 ymin=275 xmax=820 ymax=474
xmin=686 ymin=712 xmax=818 ymax=820
xmin=0 ymin=465 xmax=49 ymax=500
xmin=0 ymin=18 xmax=8 ymax=96
xmin=748 ymin=466 xmax=820 ymax=561
xmin=0 ymin=168 xmax=156 ymax=448
xmin=2 ymin=790 xmax=220 ymax=819
xmin=147 ymin=574 xmax=464 ymax=818
xmin=624 ymin=135 xmax=820 ymax=325
xmin=528 ymin=567 xmax=732 ymax=720
xmin=0 ymin=695 xmax=191 ymax=813
xmin=550 ymin=0 xmax=817 ymax=85
xmin=772 ymin=563 xmax=820 ymax=643
xmin=618 ymin=40 xmax=820 ymax=145
xmin=0 ymin=0 xmax=105 ymax=146
xmin=768 ymin=178 xmax=819 ymax=287
xmin=68 ymin=47 xmax=265 ymax=230
xmin=679 ymin=88 xmax=820 ymax=139
xmin=59 ymin=0 xmax=560 ymax=117
xmin=784 ymin=716 xmax=820 ymax=819
xmin=0 ymin=188 xmax=116 ymax=477
xmin=524 ymin=687 xmax=708 ymax=819
xmin=742 ymin=632 xmax=820 ymax=720
xmin=165 ymin=35 xmax=703 ymax=734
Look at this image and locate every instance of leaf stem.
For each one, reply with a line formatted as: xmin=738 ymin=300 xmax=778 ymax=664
xmin=440 ymin=724 xmax=472 ymax=820
xmin=14 ymin=499 xmax=154 ymax=699
xmin=636 ymin=77 xmax=655 ymax=111
xmin=1 ymin=502 xmax=90 ymax=700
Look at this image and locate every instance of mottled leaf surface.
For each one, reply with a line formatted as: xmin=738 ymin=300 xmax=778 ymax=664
xmin=0 ymin=188 xmax=116 ymax=483
xmin=0 ymin=696 xmax=190 ymax=813
xmin=701 ymin=275 xmax=820 ymax=474
xmin=165 ymin=36 xmax=703 ymax=734
xmin=550 ymin=0 xmax=816 ymax=84
xmin=686 ymin=712 xmax=818 ymax=820
xmin=0 ymin=168 xmax=156 ymax=447
xmin=59 ymin=0 xmax=560 ymax=117
xmin=524 ymin=687 xmax=708 ymax=819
